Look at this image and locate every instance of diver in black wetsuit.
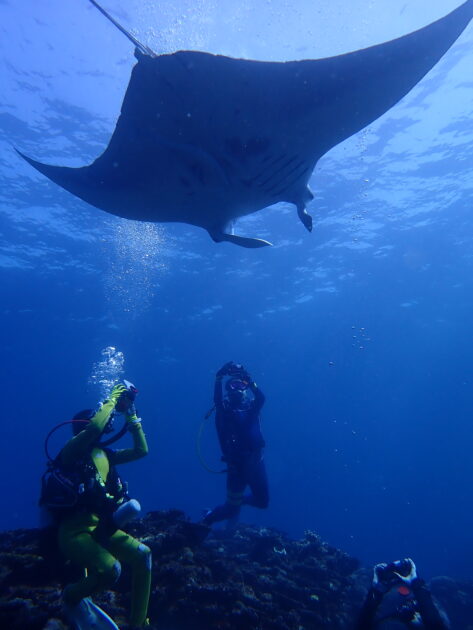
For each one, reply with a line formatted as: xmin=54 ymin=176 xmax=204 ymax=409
xmin=355 ymin=558 xmax=450 ymax=630
xmin=203 ymin=361 xmax=269 ymax=529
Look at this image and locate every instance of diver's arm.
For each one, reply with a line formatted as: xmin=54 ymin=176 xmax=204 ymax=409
xmin=354 ymin=588 xmax=383 ymax=630
xmin=214 ymin=373 xmax=228 ymax=455
xmin=110 ymin=422 xmax=149 ymax=464
xmin=412 ymin=580 xmax=449 ymax=630
xmin=215 ymin=362 xmax=238 ymax=407
xmin=61 ymin=401 xmax=115 ymax=466
xmin=249 ymin=381 xmax=265 ymax=413
xmin=215 ymin=409 xmax=230 ymax=457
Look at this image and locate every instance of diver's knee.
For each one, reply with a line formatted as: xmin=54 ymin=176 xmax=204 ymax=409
xmin=96 ymin=559 xmax=121 ymax=589
xmin=137 ymin=543 xmax=152 ymax=571
xmin=256 ymin=495 xmax=269 ymax=509
xmin=103 ymin=560 xmax=122 ymax=585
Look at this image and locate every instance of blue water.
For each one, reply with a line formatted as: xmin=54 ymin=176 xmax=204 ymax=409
xmin=1 ymin=0 xmax=473 ymax=583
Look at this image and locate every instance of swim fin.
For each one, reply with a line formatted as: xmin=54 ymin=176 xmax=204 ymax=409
xmin=87 ymin=599 xmax=120 ymax=630
xmin=64 ymin=597 xmax=119 ymax=630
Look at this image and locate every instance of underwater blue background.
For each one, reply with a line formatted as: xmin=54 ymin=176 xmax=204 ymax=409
xmin=1 ymin=0 xmax=473 ymax=581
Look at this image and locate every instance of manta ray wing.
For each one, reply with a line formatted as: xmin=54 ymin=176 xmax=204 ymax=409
xmin=18 ymin=0 xmax=473 ymax=247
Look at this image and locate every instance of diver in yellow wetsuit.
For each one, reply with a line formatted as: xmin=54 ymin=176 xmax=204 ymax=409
xmin=58 ymin=382 xmax=151 ymax=630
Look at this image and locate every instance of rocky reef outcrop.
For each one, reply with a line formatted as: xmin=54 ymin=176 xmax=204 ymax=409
xmin=1 ymin=510 xmax=472 ymax=629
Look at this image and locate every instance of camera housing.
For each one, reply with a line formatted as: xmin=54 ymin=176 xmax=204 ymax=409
xmin=379 ymin=559 xmax=411 ymax=582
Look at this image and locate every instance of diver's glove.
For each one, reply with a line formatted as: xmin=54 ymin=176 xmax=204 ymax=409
xmin=126 ymin=403 xmax=142 ymax=428
xmin=216 ymin=361 xmax=236 ymax=379
xmin=231 ymin=364 xmax=253 ymax=383
xmin=372 ymin=563 xmax=392 ymax=593
xmin=393 ymin=558 xmax=417 ymax=585
xmin=108 ymin=383 xmax=128 ymax=406
xmin=230 ymin=363 xmax=245 ymax=376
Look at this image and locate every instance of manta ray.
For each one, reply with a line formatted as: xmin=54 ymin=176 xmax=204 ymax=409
xmin=18 ymin=0 xmax=473 ymax=247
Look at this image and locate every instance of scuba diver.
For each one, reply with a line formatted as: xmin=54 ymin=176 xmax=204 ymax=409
xmin=40 ymin=381 xmax=151 ymax=630
xmin=203 ymin=361 xmax=269 ymax=530
xmin=355 ymin=558 xmax=450 ymax=629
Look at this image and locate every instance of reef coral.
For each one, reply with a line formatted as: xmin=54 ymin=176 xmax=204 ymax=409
xmin=0 ymin=510 xmax=472 ymax=629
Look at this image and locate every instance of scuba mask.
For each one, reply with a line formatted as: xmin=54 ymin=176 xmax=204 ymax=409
xmin=226 ymin=378 xmax=251 ymax=409
xmin=226 ymin=378 xmax=250 ymax=392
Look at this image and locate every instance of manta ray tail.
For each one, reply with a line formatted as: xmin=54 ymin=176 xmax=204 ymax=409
xmin=88 ymin=0 xmax=157 ymax=57
xmin=209 ymin=232 xmax=273 ymax=248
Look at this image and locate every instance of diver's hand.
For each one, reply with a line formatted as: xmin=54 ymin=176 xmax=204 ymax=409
xmin=126 ymin=402 xmax=137 ymax=417
xmin=393 ymin=558 xmax=417 ymax=585
xmin=216 ymin=361 xmax=236 ymax=379
xmin=372 ymin=563 xmax=391 ymax=593
xmin=108 ymin=383 xmax=127 ymax=406
xmin=126 ymin=403 xmax=142 ymax=427
xmin=239 ymin=367 xmax=251 ymax=382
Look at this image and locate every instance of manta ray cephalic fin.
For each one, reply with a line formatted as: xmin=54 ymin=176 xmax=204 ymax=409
xmin=88 ymin=0 xmax=156 ymax=57
xmin=210 ymin=232 xmax=273 ymax=248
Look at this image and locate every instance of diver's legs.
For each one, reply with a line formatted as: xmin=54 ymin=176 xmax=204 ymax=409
xmin=242 ymin=453 xmax=269 ymax=509
xmin=59 ymin=526 xmax=121 ymax=606
xmin=107 ymin=529 xmax=152 ymax=628
xmin=203 ymin=501 xmax=241 ymax=525
xmin=203 ymin=464 xmax=246 ymax=526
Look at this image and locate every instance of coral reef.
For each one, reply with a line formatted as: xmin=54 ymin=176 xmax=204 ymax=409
xmin=1 ymin=510 xmax=472 ymax=629
xmin=130 ymin=511 xmax=360 ymax=630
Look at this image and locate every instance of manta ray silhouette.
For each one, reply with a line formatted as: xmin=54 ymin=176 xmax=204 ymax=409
xmin=17 ymin=0 xmax=473 ymax=247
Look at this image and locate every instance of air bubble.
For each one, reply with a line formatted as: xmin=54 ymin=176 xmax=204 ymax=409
xmin=89 ymin=346 xmax=125 ymax=400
